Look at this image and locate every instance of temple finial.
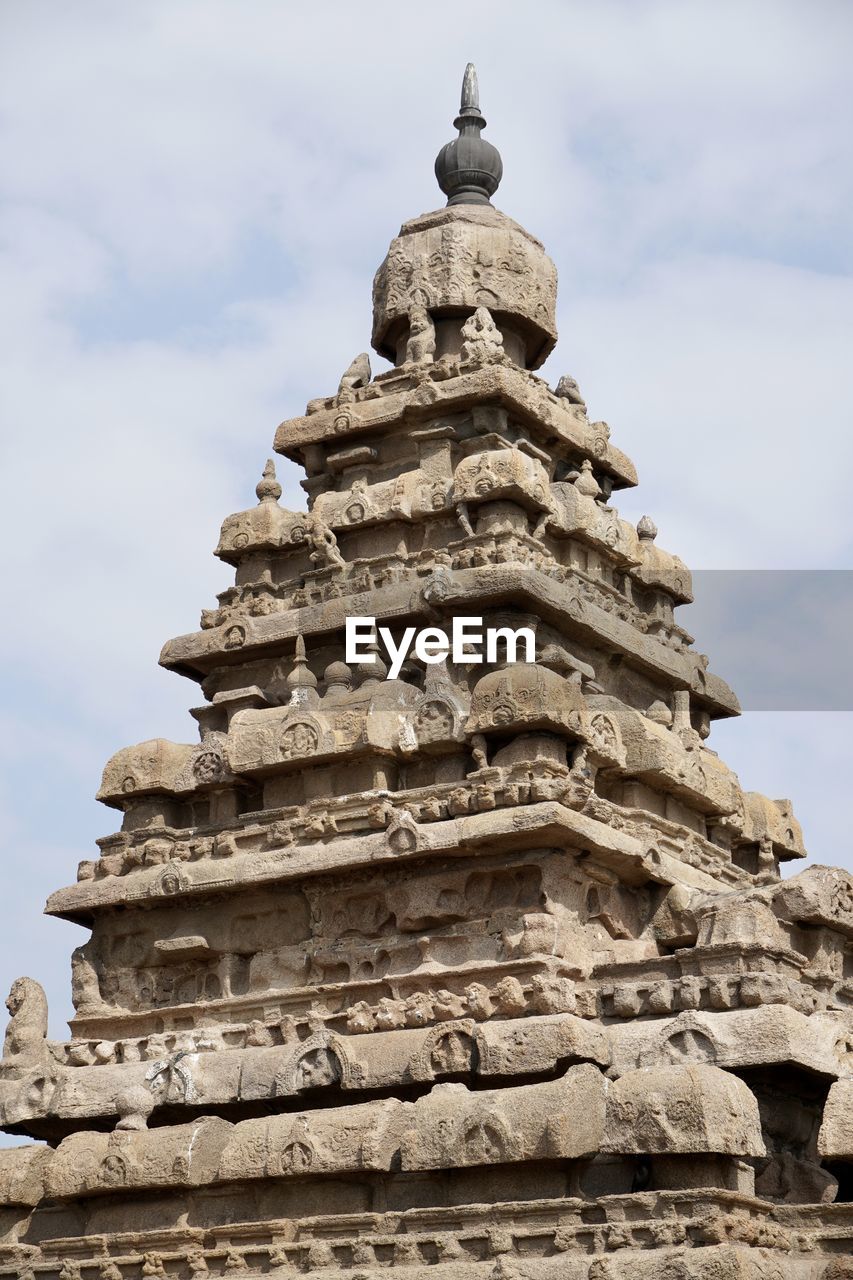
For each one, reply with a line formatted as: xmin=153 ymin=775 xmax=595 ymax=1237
xmin=460 ymin=62 xmax=479 ymax=114
xmin=435 ymin=63 xmax=503 ymax=207
xmin=256 ymin=459 xmax=282 ymax=504
xmin=286 ymin=633 xmax=318 ymax=703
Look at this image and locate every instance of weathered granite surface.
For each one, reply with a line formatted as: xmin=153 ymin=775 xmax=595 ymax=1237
xmin=0 ymin=66 xmax=850 ymax=1280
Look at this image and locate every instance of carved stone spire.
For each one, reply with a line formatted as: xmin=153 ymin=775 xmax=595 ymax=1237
xmin=286 ymin=633 xmax=318 ymax=704
xmin=434 ymin=63 xmax=503 ymax=207
xmin=255 ymin=459 xmax=281 ymax=504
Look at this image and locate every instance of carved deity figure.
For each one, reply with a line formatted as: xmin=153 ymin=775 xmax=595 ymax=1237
xmin=405 ymin=306 xmax=436 ymax=364
xmin=461 ymin=306 xmax=504 ymax=364
xmin=2 ymin=977 xmax=48 ymax=1065
xmin=307 ymin=514 xmax=345 ymax=569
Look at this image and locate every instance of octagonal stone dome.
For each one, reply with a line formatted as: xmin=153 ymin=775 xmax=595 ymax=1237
xmin=371 ymin=203 xmax=558 ymax=370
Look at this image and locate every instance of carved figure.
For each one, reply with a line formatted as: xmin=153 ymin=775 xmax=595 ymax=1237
xmin=530 ymin=974 xmax=575 ymax=1015
xmin=404 ymin=991 xmax=434 ymax=1027
xmin=455 ymin=499 xmax=475 ymax=536
xmin=493 ymin=976 xmax=527 ymax=1016
xmin=433 ymin=989 xmax=467 ymax=1021
xmin=405 ymin=306 xmax=436 ymax=364
xmin=2 ymin=977 xmax=47 ymax=1065
xmin=295 ymin=1046 xmax=341 ymax=1090
xmin=307 ymin=514 xmax=345 ymax=569
xmin=461 ymin=306 xmax=504 ymax=363
xmin=71 ymin=944 xmax=102 ymax=1014
xmin=465 ymin=982 xmax=494 ymax=1020
xmin=470 ymin=732 xmax=489 ymax=769
xmin=347 ymin=1000 xmax=375 ymax=1032
xmin=375 ymin=997 xmax=406 ymax=1030
xmin=554 ymin=374 xmax=586 ymax=408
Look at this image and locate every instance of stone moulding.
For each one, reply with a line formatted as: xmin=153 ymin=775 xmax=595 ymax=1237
xmin=0 ymin=1063 xmax=764 ymax=1207
xmin=44 ymin=801 xmax=656 ymax=919
xmin=1 ymin=1199 xmax=845 ymax=1279
xmin=158 ymin=565 xmax=739 ymax=719
xmin=274 ymin=362 xmax=637 ymax=485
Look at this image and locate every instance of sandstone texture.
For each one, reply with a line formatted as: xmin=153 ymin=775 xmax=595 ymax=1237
xmin=0 ymin=66 xmax=850 ymax=1280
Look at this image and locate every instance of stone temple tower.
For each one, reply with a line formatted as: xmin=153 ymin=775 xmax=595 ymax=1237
xmin=1 ymin=65 xmax=851 ymax=1280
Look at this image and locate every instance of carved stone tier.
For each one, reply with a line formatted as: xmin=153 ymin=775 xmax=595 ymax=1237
xmin=159 ymin=566 xmax=738 ymax=721
xmin=274 ymin=362 xmax=637 ymax=489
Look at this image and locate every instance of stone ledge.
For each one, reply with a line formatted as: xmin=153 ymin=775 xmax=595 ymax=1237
xmin=158 ymin=565 xmax=737 ymax=720
xmin=45 ymin=801 xmax=653 ymax=918
xmin=1 ymin=1064 xmax=763 ymax=1206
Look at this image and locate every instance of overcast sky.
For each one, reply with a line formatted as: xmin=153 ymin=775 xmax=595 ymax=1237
xmin=1 ymin=1 xmax=852 ymax=1046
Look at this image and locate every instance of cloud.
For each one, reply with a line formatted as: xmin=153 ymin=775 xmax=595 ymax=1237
xmin=0 ymin=0 xmax=851 ymax=1052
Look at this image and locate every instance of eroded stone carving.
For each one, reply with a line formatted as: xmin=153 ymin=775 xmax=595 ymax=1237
xmin=338 ymin=352 xmax=371 ymax=398
xmin=405 ymin=306 xmax=436 ymax=365
xmin=1 ymin=65 xmax=848 ymax=1279
xmin=461 ymin=305 xmax=504 ymax=363
xmin=1 ymin=979 xmax=47 ymax=1072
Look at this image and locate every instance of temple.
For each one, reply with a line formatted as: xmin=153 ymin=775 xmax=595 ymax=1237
xmin=1 ymin=66 xmax=851 ymax=1280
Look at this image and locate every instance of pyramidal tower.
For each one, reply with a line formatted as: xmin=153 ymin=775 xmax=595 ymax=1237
xmin=1 ymin=67 xmax=851 ymax=1280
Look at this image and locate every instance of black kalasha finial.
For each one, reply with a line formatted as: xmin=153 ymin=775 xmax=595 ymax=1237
xmin=434 ymin=63 xmax=503 ymax=207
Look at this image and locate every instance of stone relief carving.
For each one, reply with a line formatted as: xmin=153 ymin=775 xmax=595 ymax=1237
xmin=461 ymin=305 xmax=505 ymax=363
xmin=276 ymin=1031 xmax=363 ymax=1095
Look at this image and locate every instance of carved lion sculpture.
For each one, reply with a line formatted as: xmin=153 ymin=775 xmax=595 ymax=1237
xmin=2 ymin=977 xmax=48 ymax=1065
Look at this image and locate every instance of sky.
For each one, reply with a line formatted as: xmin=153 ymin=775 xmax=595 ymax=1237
xmin=0 ymin=0 xmax=852 ymax=1048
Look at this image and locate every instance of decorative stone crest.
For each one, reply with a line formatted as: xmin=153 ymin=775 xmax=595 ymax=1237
xmin=275 ymin=1031 xmax=363 ymax=1096
xmin=411 ymin=1020 xmax=476 ymax=1080
xmin=385 ymin=807 xmax=421 ymax=853
xmin=280 ymin=718 xmax=321 ymax=760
